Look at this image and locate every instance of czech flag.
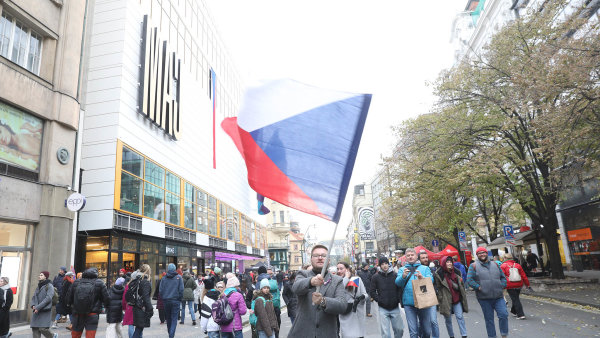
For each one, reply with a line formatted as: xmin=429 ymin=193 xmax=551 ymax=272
xmin=347 ymin=277 xmax=360 ymax=288
xmin=222 ymin=79 xmax=371 ymax=223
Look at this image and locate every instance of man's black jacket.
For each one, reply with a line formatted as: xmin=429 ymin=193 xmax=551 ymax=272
xmin=369 ymin=268 xmax=400 ymax=310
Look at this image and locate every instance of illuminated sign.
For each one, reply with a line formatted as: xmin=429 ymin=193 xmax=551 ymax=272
xmin=138 ymin=15 xmax=181 ymax=140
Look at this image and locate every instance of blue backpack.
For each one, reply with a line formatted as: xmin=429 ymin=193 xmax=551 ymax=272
xmin=249 ymin=296 xmax=271 ymax=326
xmin=268 ymin=279 xmax=280 ymax=308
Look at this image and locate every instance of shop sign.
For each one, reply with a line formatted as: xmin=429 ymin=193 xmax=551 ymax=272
xmin=138 ymin=16 xmax=181 ymax=140
xmin=65 ymin=193 xmax=86 ymax=212
xmin=197 ymin=250 xmax=202 ymax=257
xmin=568 ymin=228 xmax=592 ymax=241
xmin=165 ymin=245 xmax=176 ymax=255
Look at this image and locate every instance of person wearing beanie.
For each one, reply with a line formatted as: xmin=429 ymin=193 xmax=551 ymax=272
xmin=106 ymin=276 xmax=125 ymax=337
xmin=255 ymin=265 xmax=271 ymax=290
xmin=467 ymin=246 xmax=508 ymax=338
xmin=370 ymin=256 xmax=404 ymax=338
xmin=159 ymin=263 xmax=184 ymax=338
xmin=30 ymin=271 xmax=56 ymax=338
xmin=288 ymin=245 xmax=346 ymax=338
xmin=253 ymin=278 xmax=278 ymax=338
xmin=220 ymin=273 xmax=247 ymax=336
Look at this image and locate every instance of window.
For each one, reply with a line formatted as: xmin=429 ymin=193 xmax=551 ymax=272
xmin=280 ymin=211 xmax=285 ymax=224
xmin=0 ymin=13 xmax=42 ymax=74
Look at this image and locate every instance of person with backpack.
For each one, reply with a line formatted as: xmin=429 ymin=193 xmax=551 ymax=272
xmin=106 ymin=277 xmax=125 ymax=338
xmin=434 ymin=256 xmax=468 ymax=338
xmin=180 ymin=271 xmax=197 ymax=326
xmin=267 ymin=279 xmax=281 ymax=338
xmin=122 ymin=273 xmax=137 ymax=338
xmin=252 ymin=279 xmax=278 ymax=338
xmin=59 ymin=272 xmax=75 ymax=331
xmin=217 ymin=273 xmax=247 ymax=338
xmin=255 ymin=266 xmax=270 ymax=290
xmin=67 ymin=267 xmax=110 ymax=338
xmin=51 ymin=267 xmax=67 ymax=329
xmin=159 ymin=263 xmax=184 ymax=338
xmin=199 ymin=279 xmax=221 ymax=338
xmin=30 ymin=271 xmax=57 ymax=338
xmin=500 ymin=253 xmax=530 ymax=320
xmin=128 ymin=264 xmax=153 ymax=338
xmin=1 ymin=277 xmax=14 ymax=338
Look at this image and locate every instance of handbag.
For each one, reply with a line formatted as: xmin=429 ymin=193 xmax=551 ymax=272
xmin=412 ymin=277 xmax=439 ymax=309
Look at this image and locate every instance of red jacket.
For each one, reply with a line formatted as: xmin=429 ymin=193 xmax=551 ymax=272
xmin=500 ymin=260 xmax=530 ymax=289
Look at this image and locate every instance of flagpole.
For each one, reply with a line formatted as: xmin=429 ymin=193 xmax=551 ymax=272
xmin=316 ymin=220 xmax=340 ymax=295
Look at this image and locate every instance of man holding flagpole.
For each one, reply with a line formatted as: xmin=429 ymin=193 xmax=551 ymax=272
xmin=288 ymin=245 xmax=347 ymax=338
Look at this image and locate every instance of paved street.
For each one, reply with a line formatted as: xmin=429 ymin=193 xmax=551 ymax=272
xmin=11 ymin=291 xmax=600 ymax=337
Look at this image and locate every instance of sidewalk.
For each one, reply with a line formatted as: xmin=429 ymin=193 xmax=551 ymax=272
xmin=526 ymin=269 xmax=600 ymax=309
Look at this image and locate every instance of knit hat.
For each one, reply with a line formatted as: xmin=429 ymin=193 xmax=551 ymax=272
xmin=115 ymin=277 xmax=125 ymax=286
xmin=476 ymin=247 xmax=488 ymax=254
xmin=214 ymin=267 xmax=222 ymax=274
xmin=66 ymin=272 xmax=74 ymax=277
xmin=378 ymin=257 xmax=389 ymax=266
xmin=260 ymin=278 xmax=270 ymax=289
xmin=203 ymin=278 xmax=215 ymax=290
xmin=226 ymin=275 xmax=240 ymax=289
xmin=60 ymin=266 xmax=67 ymax=273
xmin=167 ymin=263 xmax=176 ymax=272
xmin=41 ymin=271 xmax=50 ymax=279
xmin=257 ymin=266 xmax=267 ymax=275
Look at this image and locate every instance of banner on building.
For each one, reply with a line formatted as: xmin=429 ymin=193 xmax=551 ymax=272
xmin=358 ymin=207 xmax=375 ymax=240
xmin=0 ymin=101 xmax=43 ymax=171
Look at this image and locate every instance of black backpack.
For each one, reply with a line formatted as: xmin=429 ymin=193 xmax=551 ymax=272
xmin=125 ymin=277 xmax=142 ymax=308
xmin=72 ymin=279 xmax=96 ymax=314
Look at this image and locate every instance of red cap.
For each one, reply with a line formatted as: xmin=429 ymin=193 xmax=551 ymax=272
xmin=119 ymin=269 xmax=126 ymax=274
xmin=476 ymin=247 xmax=488 ymax=254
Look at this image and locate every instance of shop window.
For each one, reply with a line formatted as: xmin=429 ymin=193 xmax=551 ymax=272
xmin=122 ymin=238 xmax=137 ymax=251
xmin=144 ymin=160 xmax=164 ymax=188
xmin=166 ymin=192 xmax=180 ymax=225
xmin=86 ymin=236 xmax=109 ymax=250
xmin=122 ymin=252 xmax=136 ymax=272
xmin=0 ymin=222 xmax=32 ymax=312
xmin=111 ymin=235 xmax=120 ymax=250
xmin=0 ymin=12 xmax=42 ymax=74
xmin=122 ymin=146 xmax=142 ymax=176
xmin=120 ymin=172 xmax=142 ymax=214
xmin=184 ymin=201 xmax=195 ymax=230
xmin=85 ymin=251 xmax=108 ymax=278
xmin=0 ymin=222 xmax=27 ymax=246
xmin=144 ymin=182 xmax=165 ymax=221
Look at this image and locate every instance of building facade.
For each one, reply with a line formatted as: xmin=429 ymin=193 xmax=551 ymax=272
xmin=75 ymin=0 xmax=266 ymax=286
xmin=352 ymin=183 xmax=377 ymax=264
xmin=288 ymin=230 xmax=304 ymax=271
xmin=265 ymin=201 xmax=292 ymax=271
xmin=0 ymin=0 xmax=86 ymax=322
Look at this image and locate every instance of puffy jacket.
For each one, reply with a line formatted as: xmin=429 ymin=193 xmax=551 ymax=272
xmin=369 ymin=268 xmax=400 ymax=310
xmin=220 ymin=288 xmax=248 ymax=332
xmin=281 ymin=280 xmax=297 ymax=318
xmin=132 ymin=277 xmax=153 ymax=328
xmin=395 ymin=262 xmax=433 ymax=307
xmin=106 ymin=284 xmax=124 ymax=323
xmin=500 ymin=260 xmax=529 ymax=289
xmin=67 ymin=268 xmax=110 ymax=314
xmin=159 ymin=270 xmax=184 ymax=301
xmin=268 ymin=279 xmax=280 ymax=308
xmin=59 ymin=277 xmax=74 ymax=315
xmin=182 ymin=272 xmax=197 ymax=301
xmin=52 ymin=273 xmax=65 ymax=296
xmin=200 ymin=290 xmax=220 ymax=332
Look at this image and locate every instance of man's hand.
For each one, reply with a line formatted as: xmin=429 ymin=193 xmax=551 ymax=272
xmin=312 ymin=292 xmax=323 ymax=306
xmin=310 ymin=274 xmax=324 ymax=287
xmin=402 ymin=269 xmax=409 ymax=278
xmin=416 ymin=271 xmax=423 ymax=279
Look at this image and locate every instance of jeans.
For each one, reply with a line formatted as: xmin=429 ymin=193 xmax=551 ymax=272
xmin=477 ymin=297 xmax=509 ymax=338
xmin=405 ymin=305 xmax=431 ymax=338
xmin=55 ymin=313 xmax=62 ymax=321
xmin=207 ymin=332 xmax=221 ymax=338
xmin=180 ymin=300 xmax=196 ymax=322
xmin=258 ymin=331 xmax=276 ymax=338
xmin=234 ymin=330 xmax=243 ymax=338
xmin=444 ymin=302 xmax=467 ymax=337
xmin=377 ymin=306 xmax=404 ymax=338
xmin=131 ymin=327 xmax=144 ymax=338
xmin=428 ymin=306 xmax=439 ymax=338
xmin=164 ymin=300 xmax=181 ymax=338
xmin=221 ymin=333 xmax=234 ymax=338
xmin=507 ymin=288 xmax=525 ymax=317
xmin=128 ymin=325 xmax=135 ymax=338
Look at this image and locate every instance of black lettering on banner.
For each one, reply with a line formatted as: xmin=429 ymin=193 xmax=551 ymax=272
xmin=139 ymin=15 xmax=181 ymax=140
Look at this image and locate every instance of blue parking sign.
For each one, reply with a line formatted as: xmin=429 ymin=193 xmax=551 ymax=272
xmin=458 ymin=231 xmax=467 ymax=242
xmin=503 ymin=225 xmax=514 ymax=240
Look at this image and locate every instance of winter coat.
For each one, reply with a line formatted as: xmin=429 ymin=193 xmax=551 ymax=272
xmin=357 ymin=269 xmax=372 ymax=292
xmin=434 ymin=266 xmax=468 ymax=317
xmin=132 ymin=276 xmax=153 ymax=328
xmin=106 ymin=284 xmax=125 ymax=323
xmin=52 ymin=273 xmax=65 ymax=295
xmin=153 ymin=279 xmax=164 ymax=310
xmin=193 ymin=279 xmax=203 ymax=305
xmin=454 ymin=261 xmax=468 ymax=282
xmin=255 ymin=273 xmax=271 ymax=289
xmin=159 ymin=270 xmax=184 ymax=301
xmin=30 ymin=280 xmax=54 ymax=328
xmin=182 ymin=272 xmax=197 ymax=301
xmin=339 ymin=276 xmax=368 ymax=338
xmin=253 ymin=291 xmax=278 ymax=337
xmin=200 ymin=290 xmax=220 ymax=332
xmin=396 ymin=262 xmax=434 ymax=307
xmin=58 ymin=276 xmax=74 ymax=315
xmin=288 ymin=269 xmax=347 ymax=338
xmin=501 ymin=260 xmax=530 ymax=289
xmin=0 ymin=284 xmax=14 ymax=336
xmin=467 ymin=260 xmax=507 ymax=300
xmin=242 ymin=284 xmax=255 ymax=309
xmin=369 ymin=268 xmax=400 ymax=310
xmin=122 ymin=284 xmax=134 ymax=325
xmin=66 ymin=268 xmax=110 ymax=314
xmin=218 ymin=287 xmax=248 ymax=332
xmin=281 ymin=280 xmax=297 ymax=318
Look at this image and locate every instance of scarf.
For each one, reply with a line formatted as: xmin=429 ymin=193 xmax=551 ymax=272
xmin=441 ymin=257 xmax=460 ymax=304
xmin=1 ymin=284 xmax=10 ymax=307
xmin=37 ymin=279 xmax=51 ymax=290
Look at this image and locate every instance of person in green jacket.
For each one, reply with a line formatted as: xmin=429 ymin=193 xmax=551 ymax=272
xmin=181 ymin=271 xmax=197 ymax=326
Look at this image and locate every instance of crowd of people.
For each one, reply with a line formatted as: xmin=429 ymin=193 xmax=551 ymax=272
xmin=0 ymin=244 xmax=535 ymax=338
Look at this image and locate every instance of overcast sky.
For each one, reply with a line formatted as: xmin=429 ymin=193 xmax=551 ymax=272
xmin=207 ymin=0 xmax=466 ymax=242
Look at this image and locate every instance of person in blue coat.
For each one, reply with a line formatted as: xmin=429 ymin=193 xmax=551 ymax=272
xmin=396 ymin=248 xmax=434 ymax=338
xmin=452 ymin=256 xmax=468 ymax=284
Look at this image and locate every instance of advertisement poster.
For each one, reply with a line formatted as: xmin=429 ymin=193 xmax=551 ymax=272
xmin=0 ymin=101 xmax=43 ymax=171
xmin=358 ymin=207 xmax=376 ymax=240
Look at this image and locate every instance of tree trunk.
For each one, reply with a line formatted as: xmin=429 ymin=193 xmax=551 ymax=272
xmin=541 ymin=212 xmax=566 ymax=279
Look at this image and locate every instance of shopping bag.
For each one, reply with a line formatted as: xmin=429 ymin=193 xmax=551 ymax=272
xmin=412 ymin=277 xmax=438 ymax=309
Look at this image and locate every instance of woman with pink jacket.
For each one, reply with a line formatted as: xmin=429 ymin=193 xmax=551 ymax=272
xmin=122 ymin=271 xmax=138 ymax=337
xmin=220 ymin=273 xmax=248 ymax=338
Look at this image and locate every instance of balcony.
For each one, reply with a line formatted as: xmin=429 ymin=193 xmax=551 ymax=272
xmin=268 ymin=242 xmax=289 ymax=250
xmin=269 ymin=222 xmax=290 ymax=234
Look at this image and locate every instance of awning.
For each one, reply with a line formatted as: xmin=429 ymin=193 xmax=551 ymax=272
xmin=486 ymin=230 xmax=532 ymax=250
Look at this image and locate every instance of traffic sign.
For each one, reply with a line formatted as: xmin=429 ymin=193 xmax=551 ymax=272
xmin=459 ymin=241 xmax=468 ymax=250
xmin=458 ymin=231 xmax=467 ymax=242
xmin=503 ymin=225 xmax=515 ymax=240
xmin=432 ymin=239 xmax=439 ymax=247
